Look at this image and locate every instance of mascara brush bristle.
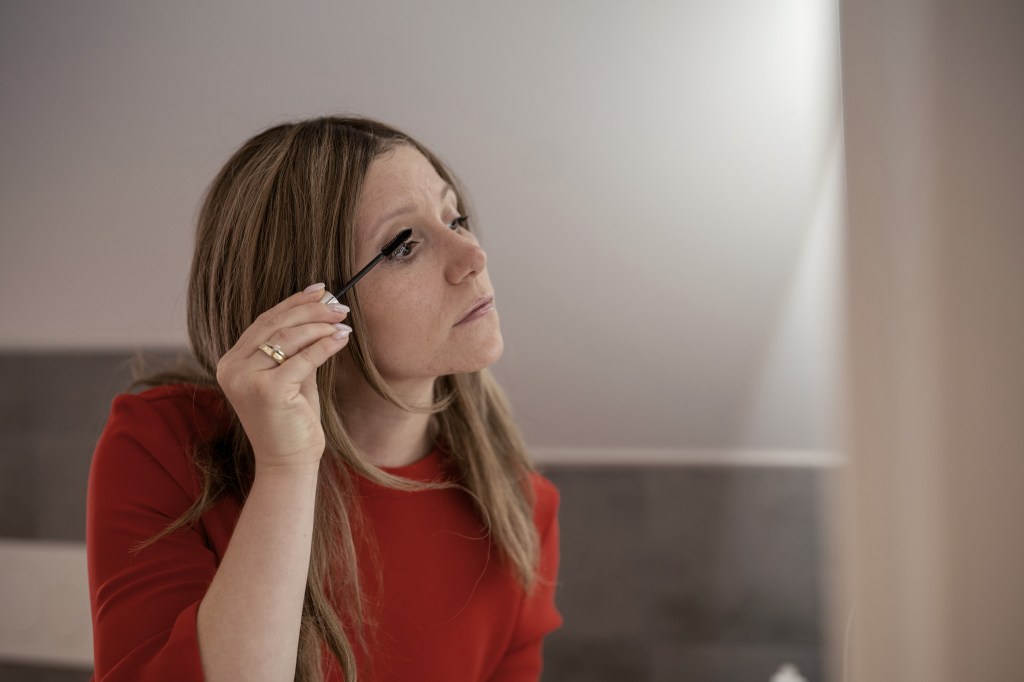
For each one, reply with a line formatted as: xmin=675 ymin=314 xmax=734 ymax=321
xmin=381 ymin=228 xmax=413 ymax=257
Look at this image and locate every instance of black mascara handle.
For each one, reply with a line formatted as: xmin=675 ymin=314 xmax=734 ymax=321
xmin=333 ymin=253 xmax=384 ymax=301
xmin=325 ymin=228 xmax=412 ymax=303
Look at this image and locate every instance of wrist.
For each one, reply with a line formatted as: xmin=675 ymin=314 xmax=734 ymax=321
xmin=253 ymin=459 xmax=321 ymax=482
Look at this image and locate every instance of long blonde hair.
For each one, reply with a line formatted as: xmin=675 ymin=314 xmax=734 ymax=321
xmin=135 ymin=116 xmax=540 ymax=681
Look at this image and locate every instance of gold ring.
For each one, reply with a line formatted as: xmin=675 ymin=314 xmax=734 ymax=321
xmin=258 ymin=342 xmax=287 ymax=365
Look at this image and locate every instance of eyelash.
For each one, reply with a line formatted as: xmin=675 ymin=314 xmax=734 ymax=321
xmin=385 ymin=215 xmax=470 ymax=262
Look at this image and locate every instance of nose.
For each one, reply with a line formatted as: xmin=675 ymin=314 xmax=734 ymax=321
xmin=445 ymin=235 xmax=487 ymax=284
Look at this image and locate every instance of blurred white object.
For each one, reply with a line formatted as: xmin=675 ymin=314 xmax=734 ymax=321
xmin=771 ymin=663 xmax=808 ymax=682
xmin=0 ymin=540 xmax=93 ymax=667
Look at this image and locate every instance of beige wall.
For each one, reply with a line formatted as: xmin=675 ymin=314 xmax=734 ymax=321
xmin=839 ymin=0 xmax=1024 ymax=679
xmin=0 ymin=0 xmax=843 ymax=455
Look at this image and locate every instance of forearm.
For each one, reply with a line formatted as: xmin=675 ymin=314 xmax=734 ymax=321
xmin=197 ymin=464 xmax=319 ymax=682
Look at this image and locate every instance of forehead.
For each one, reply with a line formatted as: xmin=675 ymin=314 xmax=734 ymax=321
xmin=356 ymin=145 xmax=447 ymax=218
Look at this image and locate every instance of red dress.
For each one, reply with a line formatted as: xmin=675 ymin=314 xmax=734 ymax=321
xmin=86 ymin=384 xmax=562 ymax=681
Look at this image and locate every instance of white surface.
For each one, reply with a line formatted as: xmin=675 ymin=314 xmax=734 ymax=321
xmin=770 ymin=663 xmax=808 ymax=682
xmin=0 ymin=0 xmax=842 ymax=452
xmin=0 ymin=540 xmax=93 ymax=668
xmin=534 ymin=447 xmax=842 ymax=468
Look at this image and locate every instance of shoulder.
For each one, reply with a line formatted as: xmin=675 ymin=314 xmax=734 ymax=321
xmin=106 ymin=384 xmax=226 ymax=444
xmin=93 ymin=384 xmax=227 ymax=499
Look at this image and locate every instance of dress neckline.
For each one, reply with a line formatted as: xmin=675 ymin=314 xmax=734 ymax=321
xmin=377 ymin=443 xmax=447 ymax=482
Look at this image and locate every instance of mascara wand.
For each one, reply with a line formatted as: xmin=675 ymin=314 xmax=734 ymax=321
xmin=323 ymin=228 xmax=412 ymax=305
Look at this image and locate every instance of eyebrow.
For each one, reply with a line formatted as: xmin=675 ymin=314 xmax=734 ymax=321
xmin=370 ymin=183 xmax=455 ymax=244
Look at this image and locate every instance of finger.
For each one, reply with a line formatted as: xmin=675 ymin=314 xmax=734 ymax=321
xmin=250 ymin=321 xmax=352 ymax=370
xmin=226 ymin=284 xmax=325 ymax=361
xmin=244 ymin=301 xmax=350 ymax=366
xmin=271 ymin=328 xmax=352 ymax=384
xmin=235 ymin=285 xmax=349 ymax=353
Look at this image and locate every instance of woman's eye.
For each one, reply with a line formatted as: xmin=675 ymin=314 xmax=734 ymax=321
xmin=386 ymin=240 xmax=419 ymax=261
xmin=383 ymin=216 xmax=466 ymax=264
xmin=448 ymin=215 xmax=469 ymax=231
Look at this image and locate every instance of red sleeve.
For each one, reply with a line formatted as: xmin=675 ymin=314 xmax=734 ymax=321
xmin=488 ymin=473 xmax=564 ymax=681
xmin=86 ymin=392 xmax=215 ymax=681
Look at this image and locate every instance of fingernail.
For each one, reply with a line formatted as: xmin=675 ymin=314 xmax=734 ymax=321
xmin=328 ymin=303 xmax=350 ymax=313
xmin=303 ymin=282 xmax=326 ymax=293
xmin=332 ymin=326 xmax=352 ymax=339
xmin=332 ymin=323 xmax=352 ymax=333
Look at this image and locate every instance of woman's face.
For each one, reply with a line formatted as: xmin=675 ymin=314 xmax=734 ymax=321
xmin=347 ymin=144 xmax=503 ymax=383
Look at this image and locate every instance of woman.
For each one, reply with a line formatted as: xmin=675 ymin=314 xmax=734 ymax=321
xmin=86 ymin=117 xmax=562 ymax=681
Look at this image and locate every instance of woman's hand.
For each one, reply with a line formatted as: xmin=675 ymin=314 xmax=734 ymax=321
xmin=215 ymin=284 xmax=351 ymax=475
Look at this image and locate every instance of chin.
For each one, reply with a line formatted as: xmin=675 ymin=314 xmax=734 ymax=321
xmin=456 ymin=332 xmax=504 ymax=374
xmin=479 ymin=333 xmax=505 ymax=368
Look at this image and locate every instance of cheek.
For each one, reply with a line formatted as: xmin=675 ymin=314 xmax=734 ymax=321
xmin=359 ymin=278 xmax=444 ymax=356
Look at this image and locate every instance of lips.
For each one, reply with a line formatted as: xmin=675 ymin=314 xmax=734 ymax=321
xmin=456 ymin=294 xmax=495 ymax=325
